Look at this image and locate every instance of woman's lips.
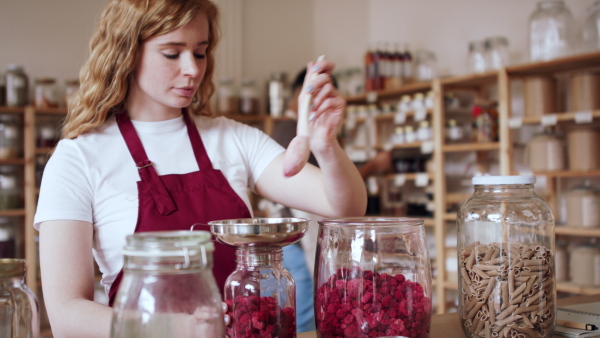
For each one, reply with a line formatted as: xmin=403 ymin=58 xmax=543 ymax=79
xmin=174 ymin=87 xmax=195 ymax=96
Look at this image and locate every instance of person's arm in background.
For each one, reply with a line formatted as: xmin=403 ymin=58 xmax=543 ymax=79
xmin=39 ymin=220 xmax=112 ymax=338
xmin=255 ymin=59 xmax=367 ymax=218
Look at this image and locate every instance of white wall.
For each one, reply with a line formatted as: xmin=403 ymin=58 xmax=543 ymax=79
xmin=0 ymin=0 xmax=596 ymax=104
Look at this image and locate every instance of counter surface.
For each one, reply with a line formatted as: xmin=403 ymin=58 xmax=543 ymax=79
xmin=298 ymin=294 xmax=600 ymax=338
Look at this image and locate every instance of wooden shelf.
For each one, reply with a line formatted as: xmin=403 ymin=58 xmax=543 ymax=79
xmin=383 ymin=172 xmax=432 ymax=181
xmin=517 ymin=110 xmax=600 ymax=125
xmin=533 ymin=170 xmax=600 ymax=178
xmin=443 ymin=213 xmax=457 ymax=221
xmin=35 ymin=107 xmax=68 ymax=115
xmin=445 ymin=193 xmax=470 ymax=204
xmin=506 ymin=50 xmax=600 ymax=77
xmin=345 ymin=81 xmax=432 ymax=104
xmin=0 ymin=158 xmax=26 ymax=165
xmin=0 ymin=106 xmax=25 ymax=114
xmin=443 ymin=280 xmax=459 ymax=290
xmin=35 ymin=148 xmax=54 ymax=155
xmin=556 ymin=282 xmax=600 ymax=295
xmin=555 ymin=226 xmax=600 ymax=237
xmin=349 ymin=110 xmax=434 ymax=123
xmin=440 ymin=70 xmax=498 ymax=89
xmin=388 ymin=141 xmax=424 ymax=150
xmin=423 ymin=217 xmax=435 ymax=227
xmin=0 ymin=209 xmax=26 ymax=216
xmin=442 ymin=142 xmax=500 ymax=152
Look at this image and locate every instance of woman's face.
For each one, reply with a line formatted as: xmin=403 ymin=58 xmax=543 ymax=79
xmin=128 ymin=13 xmax=209 ymax=117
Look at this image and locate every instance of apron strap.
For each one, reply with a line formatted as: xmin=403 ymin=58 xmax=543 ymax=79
xmin=116 ymin=111 xmax=176 ymax=215
xmin=182 ymin=109 xmax=214 ymax=170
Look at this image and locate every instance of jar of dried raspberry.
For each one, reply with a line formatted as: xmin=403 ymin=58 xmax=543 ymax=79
xmin=110 ymin=231 xmax=225 ymax=337
xmin=210 ymin=217 xmax=308 ymax=338
xmin=315 ymin=217 xmax=432 ymax=338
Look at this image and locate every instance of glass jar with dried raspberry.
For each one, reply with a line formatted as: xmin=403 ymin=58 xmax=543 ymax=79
xmin=210 ymin=217 xmax=309 ymax=338
xmin=110 ymin=231 xmax=225 ymax=338
xmin=315 ymin=217 xmax=432 ymax=338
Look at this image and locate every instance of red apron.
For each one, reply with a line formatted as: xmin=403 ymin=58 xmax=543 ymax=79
xmin=107 ymin=109 xmax=251 ymax=306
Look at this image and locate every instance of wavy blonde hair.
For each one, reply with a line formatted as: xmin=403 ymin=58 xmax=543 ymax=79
xmin=62 ymin=0 xmax=220 ymax=139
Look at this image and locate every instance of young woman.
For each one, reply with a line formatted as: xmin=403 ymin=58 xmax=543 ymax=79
xmin=35 ymin=0 xmax=367 ymax=336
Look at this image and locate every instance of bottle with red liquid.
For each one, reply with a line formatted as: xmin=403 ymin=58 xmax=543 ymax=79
xmin=364 ymin=43 xmax=375 ymax=92
xmin=315 ymin=217 xmax=432 ymax=338
xmin=210 ymin=218 xmax=308 ymax=338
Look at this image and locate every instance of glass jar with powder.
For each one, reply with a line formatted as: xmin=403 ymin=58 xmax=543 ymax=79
xmin=565 ymin=181 xmax=600 ymax=228
xmin=458 ymin=176 xmax=555 ymax=338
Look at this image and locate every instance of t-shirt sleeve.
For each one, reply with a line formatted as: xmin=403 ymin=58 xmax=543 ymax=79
xmin=226 ymin=118 xmax=284 ymax=189
xmin=34 ymin=139 xmax=94 ymax=230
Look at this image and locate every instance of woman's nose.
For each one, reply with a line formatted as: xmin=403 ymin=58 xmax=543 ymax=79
xmin=181 ymin=54 xmax=199 ymax=77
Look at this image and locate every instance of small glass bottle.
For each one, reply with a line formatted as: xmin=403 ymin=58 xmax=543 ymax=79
xmin=529 ymin=0 xmax=575 ymax=62
xmin=239 ymin=78 xmax=259 ymax=115
xmin=315 ymin=218 xmax=432 ymax=338
xmin=417 ymin=120 xmax=432 ymax=141
xmin=484 ymin=36 xmax=510 ymax=70
xmin=404 ymin=125 xmax=417 ymax=143
xmin=458 ymin=176 xmax=555 ymax=338
xmin=0 ymin=259 xmax=40 ymax=338
xmin=110 ymin=231 xmax=224 ymax=338
xmin=445 ymin=119 xmax=464 ymax=143
xmin=0 ymin=114 xmax=21 ymax=159
xmin=5 ymin=65 xmax=28 ymax=107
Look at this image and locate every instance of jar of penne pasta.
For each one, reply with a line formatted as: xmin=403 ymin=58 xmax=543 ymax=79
xmin=457 ymin=176 xmax=556 ymax=338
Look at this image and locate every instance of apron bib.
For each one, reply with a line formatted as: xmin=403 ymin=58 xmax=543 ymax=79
xmin=108 ymin=109 xmax=251 ymax=306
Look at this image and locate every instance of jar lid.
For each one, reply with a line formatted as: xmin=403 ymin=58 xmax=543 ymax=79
xmin=472 ymin=175 xmax=536 ymax=185
xmin=0 ymin=259 xmax=26 ymax=278
xmin=123 ymin=230 xmax=214 ymax=257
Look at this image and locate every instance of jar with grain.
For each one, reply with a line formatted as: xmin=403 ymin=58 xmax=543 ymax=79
xmin=5 ymin=65 xmax=28 ymax=107
xmin=458 ymin=176 xmax=555 ymax=338
xmin=0 ymin=114 xmax=21 ymax=159
xmin=34 ymin=78 xmax=59 ymax=109
xmin=0 ymin=259 xmax=40 ymax=337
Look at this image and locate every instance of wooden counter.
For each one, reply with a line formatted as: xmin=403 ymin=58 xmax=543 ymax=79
xmin=298 ymin=294 xmax=600 ymax=338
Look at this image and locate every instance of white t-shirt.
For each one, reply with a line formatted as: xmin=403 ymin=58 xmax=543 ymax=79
xmin=34 ymin=114 xmax=284 ymax=294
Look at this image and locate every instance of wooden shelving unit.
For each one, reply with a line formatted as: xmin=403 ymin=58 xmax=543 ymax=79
xmin=344 ymin=50 xmax=600 ymax=313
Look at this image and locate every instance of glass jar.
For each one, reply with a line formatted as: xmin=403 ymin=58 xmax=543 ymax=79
xmin=314 ymin=218 xmax=432 ymax=338
xmin=458 ymin=176 xmax=555 ymax=338
xmin=0 ymin=218 xmax=16 ymax=258
xmin=0 ymin=259 xmax=40 ymax=338
xmin=239 ymin=78 xmax=259 ymax=115
xmin=565 ymin=181 xmax=600 ymax=229
xmin=110 ymin=231 xmax=224 ymax=338
xmin=468 ymin=41 xmax=487 ymax=73
xmin=529 ymin=0 xmax=575 ymax=62
xmin=34 ymin=78 xmax=59 ymax=109
xmin=582 ymin=1 xmax=600 ymax=52
xmin=64 ymin=79 xmax=80 ymax=108
xmin=0 ymin=114 xmax=21 ymax=159
xmin=5 ymin=65 xmax=28 ymax=107
xmin=35 ymin=116 xmax=59 ymax=148
xmin=217 ymin=77 xmax=238 ymax=115
xmin=269 ymin=72 xmax=287 ymax=118
xmin=0 ymin=166 xmax=21 ymax=210
xmin=527 ymin=130 xmax=565 ymax=172
xmin=446 ymin=119 xmax=464 ymax=143
xmin=417 ymin=120 xmax=432 ymax=141
xmin=414 ymin=50 xmax=437 ymax=81
xmin=484 ymin=36 xmax=510 ymax=70
xmin=209 ymin=218 xmax=308 ymax=338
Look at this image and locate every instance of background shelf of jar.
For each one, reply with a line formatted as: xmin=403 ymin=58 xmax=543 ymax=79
xmin=343 ymin=49 xmax=600 ymax=314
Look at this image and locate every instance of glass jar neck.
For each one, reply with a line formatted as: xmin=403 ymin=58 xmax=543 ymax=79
xmin=473 ymin=184 xmax=535 ymax=196
xmin=0 ymin=276 xmax=24 ymax=288
xmin=235 ymin=247 xmax=283 ymax=268
xmin=538 ymin=0 xmax=565 ymax=10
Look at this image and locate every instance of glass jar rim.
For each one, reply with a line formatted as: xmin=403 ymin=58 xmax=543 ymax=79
xmin=123 ymin=230 xmax=214 ymax=257
xmin=472 ymin=175 xmax=535 ymax=185
xmin=0 ymin=258 xmax=26 ymax=278
xmin=318 ymin=217 xmax=424 ymax=229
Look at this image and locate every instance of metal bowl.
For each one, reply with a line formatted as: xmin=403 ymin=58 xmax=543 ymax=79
xmin=209 ymin=217 xmax=308 ymax=247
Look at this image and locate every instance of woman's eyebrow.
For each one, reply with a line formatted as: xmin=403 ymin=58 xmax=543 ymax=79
xmin=158 ymin=41 xmax=209 ymax=47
